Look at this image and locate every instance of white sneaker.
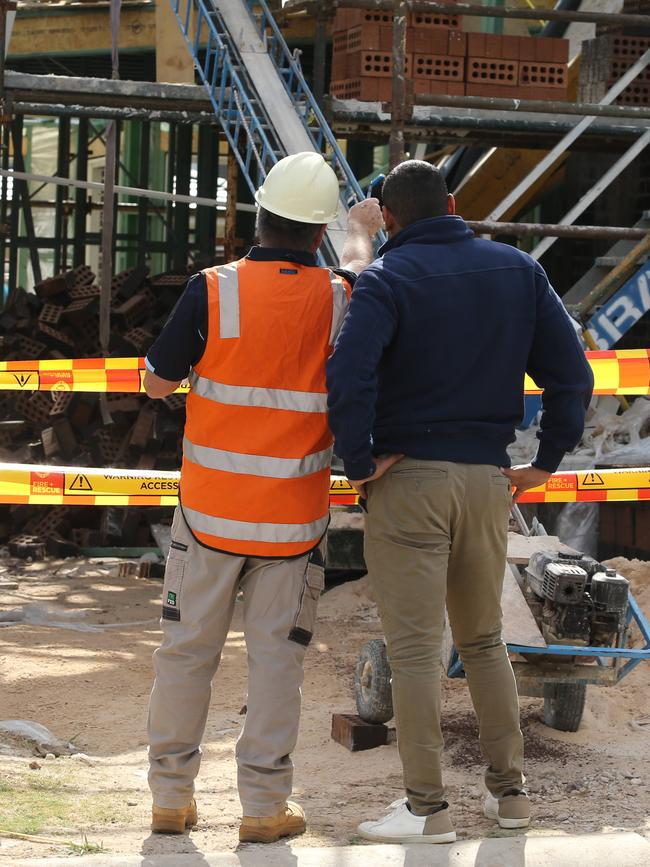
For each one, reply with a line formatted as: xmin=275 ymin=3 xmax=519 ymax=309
xmin=357 ymin=798 xmax=456 ymax=844
xmin=484 ymin=791 xmax=530 ymax=829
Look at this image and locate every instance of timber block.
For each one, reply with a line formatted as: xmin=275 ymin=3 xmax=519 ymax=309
xmin=331 ymin=713 xmax=390 ymax=752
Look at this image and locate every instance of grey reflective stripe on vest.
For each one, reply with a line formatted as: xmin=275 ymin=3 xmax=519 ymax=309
xmin=329 ymin=273 xmax=349 ymax=345
xmin=189 ymin=370 xmax=327 ymax=414
xmin=183 ymin=437 xmax=332 ymax=479
xmin=183 ymin=504 xmax=329 ymax=544
xmin=218 ymin=263 xmax=240 ymax=338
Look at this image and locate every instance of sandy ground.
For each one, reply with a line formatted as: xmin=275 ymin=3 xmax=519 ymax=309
xmin=0 ymin=555 xmax=649 ymax=861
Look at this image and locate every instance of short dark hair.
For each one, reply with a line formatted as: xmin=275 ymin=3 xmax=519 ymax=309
xmin=381 ymin=160 xmax=449 ymax=227
xmin=255 ymin=207 xmax=323 ymax=250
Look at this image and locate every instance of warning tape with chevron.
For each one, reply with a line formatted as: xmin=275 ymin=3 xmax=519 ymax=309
xmin=0 ymin=350 xmax=649 ymax=395
xmin=2 ymin=463 xmax=649 ymax=506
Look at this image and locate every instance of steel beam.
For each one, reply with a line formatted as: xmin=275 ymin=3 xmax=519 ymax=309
xmin=468 ymin=221 xmax=650 ymax=242
xmin=73 ymin=117 xmax=89 ymax=268
xmin=293 ymin=0 xmax=650 ymax=28
xmin=414 ymin=94 xmax=650 ymax=122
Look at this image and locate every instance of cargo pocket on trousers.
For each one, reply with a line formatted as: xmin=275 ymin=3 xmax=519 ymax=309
xmin=161 ymin=542 xmax=187 ymax=622
xmin=288 ymin=547 xmax=325 ymax=647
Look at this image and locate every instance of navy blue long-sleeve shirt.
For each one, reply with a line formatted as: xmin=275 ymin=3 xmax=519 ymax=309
xmin=326 ymin=216 xmax=594 ymax=480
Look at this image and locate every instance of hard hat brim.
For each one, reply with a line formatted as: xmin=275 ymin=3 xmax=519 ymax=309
xmin=254 ymin=189 xmax=340 ymax=224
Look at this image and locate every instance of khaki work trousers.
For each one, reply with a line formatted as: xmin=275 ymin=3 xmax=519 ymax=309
xmin=147 ymin=507 xmax=324 ymax=816
xmin=364 ymin=459 xmax=524 ymax=815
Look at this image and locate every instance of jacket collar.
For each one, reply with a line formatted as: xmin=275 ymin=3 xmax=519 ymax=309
xmin=246 ymin=245 xmax=317 ymax=267
xmin=378 ymin=215 xmax=474 ymax=256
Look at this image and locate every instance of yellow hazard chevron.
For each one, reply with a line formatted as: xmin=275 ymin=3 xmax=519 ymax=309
xmin=0 ymin=349 xmax=648 ymax=395
xmin=1 ymin=463 xmax=648 ymax=507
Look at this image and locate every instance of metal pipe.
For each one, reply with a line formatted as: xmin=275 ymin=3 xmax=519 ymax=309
xmin=324 ymin=0 xmax=650 ymax=27
xmin=414 ymin=94 xmax=650 ymax=122
xmin=11 ymin=101 xmax=217 ymax=125
xmin=467 ymin=221 xmax=649 ymax=241
xmin=312 ymin=10 xmax=327 ymax=108
xmin=0 ymin=168 xmax=260 ymax=210
xmin=389 ymin=0 xmax=408 ymax=169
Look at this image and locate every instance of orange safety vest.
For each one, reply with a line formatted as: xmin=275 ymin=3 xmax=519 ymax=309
xmin=180 ymin=256 xmax=351 ymax=558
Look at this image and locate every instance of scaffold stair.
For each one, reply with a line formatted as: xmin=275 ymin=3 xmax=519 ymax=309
xmin=168 ymin=0 xmax=368 ymax=265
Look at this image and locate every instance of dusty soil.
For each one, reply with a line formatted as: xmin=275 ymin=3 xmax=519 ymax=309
xmin=0 ymin=556 xmax=650 ymax=861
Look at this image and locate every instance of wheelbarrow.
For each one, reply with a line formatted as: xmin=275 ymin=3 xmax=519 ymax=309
xmin=348 ymin=508 xmax=650 ymax=733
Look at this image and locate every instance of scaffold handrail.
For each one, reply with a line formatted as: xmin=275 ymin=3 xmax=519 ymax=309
xmin=169 ymin=0 xmax=281 ymax=196
xmin=242 ymin=0 xmax=365 ymax=206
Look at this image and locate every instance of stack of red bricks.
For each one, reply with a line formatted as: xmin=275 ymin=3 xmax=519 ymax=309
xmin=330 ymin=5 xmax=466 ymax=103
xmin=329 ymin=6 xmax=570 ymax=105
xmin=465 ymin=33 xmax=569 ymax=100
xmin=580 ymin=34 xmax=650 ymax=106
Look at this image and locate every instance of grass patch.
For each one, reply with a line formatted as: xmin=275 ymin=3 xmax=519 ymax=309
xmin=0 ymin=768 xmax=130 ymax=837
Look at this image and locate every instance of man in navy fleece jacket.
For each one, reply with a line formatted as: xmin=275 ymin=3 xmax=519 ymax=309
xmin=326 ymin=161 xmax=593 ymax=846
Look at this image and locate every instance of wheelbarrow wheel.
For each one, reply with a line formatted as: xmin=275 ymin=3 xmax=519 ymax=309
xmin=354 ymin=639 xmax=393 ymax=724
xmin=543 ymin=682 xmax=586 ymax=732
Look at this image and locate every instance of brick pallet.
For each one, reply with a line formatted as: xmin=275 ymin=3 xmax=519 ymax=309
xmin=580 ymin=34 xmax=650 ymax=106
xmin=0 ymin=264 xmax=197 ymax=554
xmin=330 ymin=13 xmax=570 ymax=106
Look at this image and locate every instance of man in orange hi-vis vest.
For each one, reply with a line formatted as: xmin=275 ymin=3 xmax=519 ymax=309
xmin=143 ymin=152 xmax=383 ymax=842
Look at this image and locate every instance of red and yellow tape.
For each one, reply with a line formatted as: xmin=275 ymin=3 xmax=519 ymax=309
xmin=0 ymin=349 xmax=649 ymax=395
xmin=1 ymin=464 xmax=648 ymax=507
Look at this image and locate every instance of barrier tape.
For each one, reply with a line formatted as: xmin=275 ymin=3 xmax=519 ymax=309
xmin=0 ymin=349 xmax=649 ymax=395
xmin=1 ymin=464 xmax=648 ymax=507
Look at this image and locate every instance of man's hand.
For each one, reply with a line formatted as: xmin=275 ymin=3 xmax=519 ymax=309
xmin=348 ymin=198 xmax=384 ymax=238
xmin=340 ymin=198 xmax=384 ymax=273
xmin=500 ymin=463 xmax=551 ymax=502
xmin=349 ymin=453 xmax=404 ymax=498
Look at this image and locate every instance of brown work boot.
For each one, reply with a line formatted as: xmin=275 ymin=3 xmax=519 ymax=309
xmin=151 ymin=798 xmax=198 ymax=834
xmin=239 ymin=800 xmax=306 ymax=843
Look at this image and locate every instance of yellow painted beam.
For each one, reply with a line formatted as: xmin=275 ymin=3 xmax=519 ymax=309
xmin=10 ymin=6 xmax=155 ymax=56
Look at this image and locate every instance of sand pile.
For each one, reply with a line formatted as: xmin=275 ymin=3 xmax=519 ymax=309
xmin=319 ymin=575 xmax=377 ymax=622
xmin=603 ymin=557 xmax=650 ymax=628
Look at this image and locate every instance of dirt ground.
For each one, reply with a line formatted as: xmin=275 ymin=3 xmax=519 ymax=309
xmin=0 ymin=554 xmax=650 ymax=861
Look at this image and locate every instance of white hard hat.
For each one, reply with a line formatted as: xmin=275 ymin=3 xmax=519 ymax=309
xmin=255 ymin=152 xmax=340 ymax=224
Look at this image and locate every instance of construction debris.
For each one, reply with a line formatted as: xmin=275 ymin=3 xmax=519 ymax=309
xmin=0 ymin=264 xmax=195 ymax=553
xmin=0 ymin=720 xmax=78 ymax=757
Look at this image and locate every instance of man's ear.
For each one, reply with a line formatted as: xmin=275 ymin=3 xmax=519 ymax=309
xmin=447 ymin=194 xmax=456 ymax=215
xmin=382 ymin=205 xmax=400 ymax=235
xmin=310 ymin=224 xmax=328 ymax=252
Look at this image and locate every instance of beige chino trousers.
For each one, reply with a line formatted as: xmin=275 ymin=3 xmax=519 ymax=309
xmin=364 ymin=459 xmax=524 ymax=815
xmin=148 ymin=507 xmax=324 ymax=816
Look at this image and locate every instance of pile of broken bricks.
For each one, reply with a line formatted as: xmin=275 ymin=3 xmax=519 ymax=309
xmin=0 ymin=263 xmax=197 ymax=558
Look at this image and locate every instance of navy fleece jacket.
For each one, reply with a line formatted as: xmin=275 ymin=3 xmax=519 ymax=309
xmin=326 ymin=216 xmax=594 ymax=480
